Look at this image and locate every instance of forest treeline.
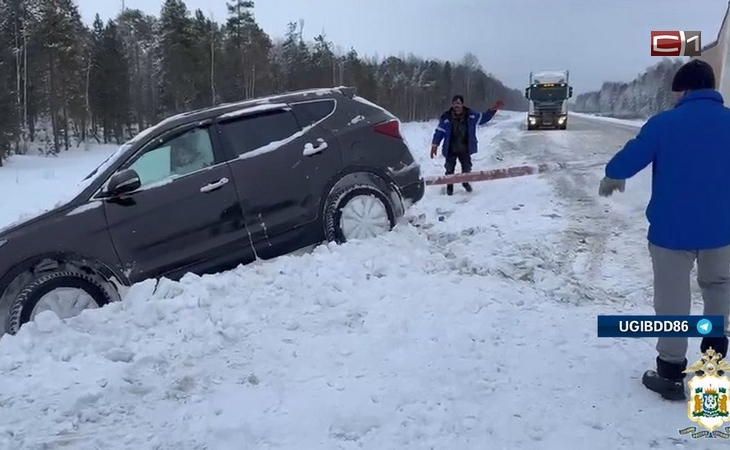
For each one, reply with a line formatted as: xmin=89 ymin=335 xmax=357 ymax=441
xmin=0 ymin=0 xmax=528 ymax=163
xmin=572 ymin=58 xmax=685 ymax=119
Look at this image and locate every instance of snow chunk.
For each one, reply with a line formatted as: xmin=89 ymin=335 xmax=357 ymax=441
xmin=307 ymin=88 xmax=337 ymax=96
xmin=32 ymin=310 xmax=64 ymax=333
xmin=218 ymin=103 xmax=290 ymax=120
xmin=238 ymin=125 xmax=315 ymax=160
xmin=66 ymin=202 xmax=101 ymax=216
xmin=303 ymin=139 xmax=328 ymax=156
xmin=388 ymin=161 xmax=419 ymax=176
xmin=348 ymin=115 xmax=365 ymax=126
xmin=139 ymin=177 xmax=175 ymax=192
xmin=104 ymin=347 xmax=135 ymax=363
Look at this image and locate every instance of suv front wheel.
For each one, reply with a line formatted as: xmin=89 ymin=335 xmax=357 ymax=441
xmin=324 ymin=184 xmax=397 ymax=244
xmin=6 ymin=269 xmax=115 ymax=334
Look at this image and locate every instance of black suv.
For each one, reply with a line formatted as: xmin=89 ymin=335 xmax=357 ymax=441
xmin=0 ymin=87 xmax=424 ymax=335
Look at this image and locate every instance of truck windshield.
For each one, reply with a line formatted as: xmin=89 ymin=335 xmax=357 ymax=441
xmin=529 ymin=86 xmax=568 ymax=102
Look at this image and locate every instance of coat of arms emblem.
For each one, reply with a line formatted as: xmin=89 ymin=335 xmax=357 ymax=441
xmin=681 ymin=347 xmax=730 ymax=437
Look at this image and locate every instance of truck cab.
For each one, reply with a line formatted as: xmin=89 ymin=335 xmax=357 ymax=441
xmin=525 ymin=70 xmax=574 ymax=130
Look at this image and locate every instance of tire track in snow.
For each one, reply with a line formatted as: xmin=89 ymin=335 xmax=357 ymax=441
xmin=491 ymin=117 xmax=643 ymax=304
xmin=405 ymin=114 xmax=644 ymax=305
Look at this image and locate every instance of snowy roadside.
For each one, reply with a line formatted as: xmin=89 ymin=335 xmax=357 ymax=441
xmin=570 ymin=112 xmax=647 ymax=128
xmin=0 ymin=117 xmax=714 ymax=449
xmin=0 ymin=144 xmax=118 ymax=230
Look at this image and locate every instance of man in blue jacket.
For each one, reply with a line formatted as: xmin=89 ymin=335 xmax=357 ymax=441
xmin=599 ymin=59 xmax=730 ymax=401
xmin=430 ymin=95 xmax=504 ymax=195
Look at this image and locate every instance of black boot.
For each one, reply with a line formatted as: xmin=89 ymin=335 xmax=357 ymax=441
xmin=701 ymin=336 xmax=728 ymax=359
xmin=446 ymin=184 xmax=453 ymax=195
xmin=462 ymin=182 xmax=472 ymax=192
xmin=642 ymin=356 xmax=687 ymax=401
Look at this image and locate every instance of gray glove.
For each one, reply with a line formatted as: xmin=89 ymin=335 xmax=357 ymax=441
xmin=598 ymin=177 xmax=625 ymax=197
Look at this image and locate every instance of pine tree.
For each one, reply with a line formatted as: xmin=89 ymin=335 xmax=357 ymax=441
xmin=0 ymin=0 xmax=19 ymax=164
xmin=158 ymin=0 xmax=195 ymax=113
xmin=33 ymin=0 xmax=87 ymax=153
xmin=221 ymin=0 xmax=271 ymax=101
xmin=116 ymin=9 xmax=159 ymax=131
xmin=189 ymin=9 xmax=217 ymax=108
xmin=88 ymin=14 xmax=105 ymax=139
xmin=101 ymin=20 xmax=130 ymax=142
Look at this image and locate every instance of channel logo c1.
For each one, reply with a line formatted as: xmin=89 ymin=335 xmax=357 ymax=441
xmin=651 ymin=31 xmax=701 ymax=56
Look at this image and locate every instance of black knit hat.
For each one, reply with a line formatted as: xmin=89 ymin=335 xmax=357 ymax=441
xmin=671 ymin=59 xmax=715 ymax=92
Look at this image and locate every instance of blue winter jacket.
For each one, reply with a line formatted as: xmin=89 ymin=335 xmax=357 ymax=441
xmin=605 ymin=89 xmax=730 ymax=250
xmin=431 ymin=107 xmax=497 ymax=157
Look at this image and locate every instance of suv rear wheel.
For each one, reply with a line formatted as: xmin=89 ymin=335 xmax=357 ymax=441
xmin=6 ymin=269 xmax=115 ymax=334
xmin=324 ymin=184 xmax=396 ymax=244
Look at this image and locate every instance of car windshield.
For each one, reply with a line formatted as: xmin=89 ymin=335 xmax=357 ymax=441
xmin=82 ymin=143 xmax=132 ymax=182
xmin=529 ymin=86 xmax=568 ymax=102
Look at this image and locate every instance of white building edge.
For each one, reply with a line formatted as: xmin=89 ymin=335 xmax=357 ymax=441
xmin=692 ymin=0 xmax=730 ymax=103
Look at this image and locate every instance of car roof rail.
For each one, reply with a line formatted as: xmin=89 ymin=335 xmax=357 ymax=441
xmin=336 ymin=86 xmax=356 ymax=99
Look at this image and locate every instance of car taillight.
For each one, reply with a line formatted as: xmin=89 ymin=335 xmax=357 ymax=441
xmin=373 ymin=120 xmax=401 ymax=139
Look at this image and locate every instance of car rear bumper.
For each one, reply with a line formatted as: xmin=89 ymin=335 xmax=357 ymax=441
xmin=390 ymin=162 xmax=424 ymax=204
xmin=400 ymin=178 xmax=425 ymax=205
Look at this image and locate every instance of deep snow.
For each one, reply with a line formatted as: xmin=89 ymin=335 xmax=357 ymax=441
xmin=0 ymin=112 xmax=717 ymax=449
xmin=0 ymin=143 xmax=118 ymax=231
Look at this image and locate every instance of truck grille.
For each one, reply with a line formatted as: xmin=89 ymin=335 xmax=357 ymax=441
xmin=534 ymin=105 xmax=563 ymax=113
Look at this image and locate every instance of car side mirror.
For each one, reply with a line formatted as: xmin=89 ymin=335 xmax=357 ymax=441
xmin=524 ymin=88 xmax=529 ymax=99
xmin=568 ymin=87 xmax=573 ymax=98
xmin=107 ymin=169 xmax=141 ymax=196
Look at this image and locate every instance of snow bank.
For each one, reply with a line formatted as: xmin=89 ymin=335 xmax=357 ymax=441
xmin=0 ymin=176 xmax=591 ymax=449
xmin=0 ymin=113 xmax=710 ymax=449
xmin=571 ymin=112 xmax=646 ymax=128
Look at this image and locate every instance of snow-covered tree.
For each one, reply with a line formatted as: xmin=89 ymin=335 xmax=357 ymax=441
xmin=573 ymin=58 xmax=685 ymax=118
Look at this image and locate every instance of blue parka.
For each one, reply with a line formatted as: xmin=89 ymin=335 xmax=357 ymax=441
xmin=605 ymin=89 xmax=730 ymax=250
xmin=431 ymin=107 xmax=496 ymax=157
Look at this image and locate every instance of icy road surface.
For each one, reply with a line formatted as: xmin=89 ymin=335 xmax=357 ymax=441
xmin=0 ymin=112 xmax=711 ymax=449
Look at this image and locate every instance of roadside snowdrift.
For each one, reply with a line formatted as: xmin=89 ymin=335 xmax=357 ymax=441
xmin=0 ymin=113 xmax=708 ymax=449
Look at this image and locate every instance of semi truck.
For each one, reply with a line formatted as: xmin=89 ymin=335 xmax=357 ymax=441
xmin=524 ymin=70 xmax=573 ymax=130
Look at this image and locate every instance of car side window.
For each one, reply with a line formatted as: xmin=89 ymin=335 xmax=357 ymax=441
xmin=290 ymin=99 xmax=335 ymax=126
xmin=128 ymin=127 xmax=215 ymax=187
xmin=218 ymin=110 xmax=302 ymax=157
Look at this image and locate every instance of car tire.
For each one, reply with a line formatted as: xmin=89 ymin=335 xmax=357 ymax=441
xmin=324 ymin=184 xmax=397 ymax=244
xmin=6 ymin=269 xmax=114 ymax=335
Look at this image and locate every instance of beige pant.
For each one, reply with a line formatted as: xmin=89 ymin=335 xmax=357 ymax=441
xmin=649 ymin=242 xmax=730 ymax=363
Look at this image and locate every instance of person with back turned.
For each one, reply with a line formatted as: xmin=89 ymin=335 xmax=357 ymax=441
xmin=430 ymin=95 xmax=504 ymax=195
xmin=599 ymin=59 xmax=730 ymax=400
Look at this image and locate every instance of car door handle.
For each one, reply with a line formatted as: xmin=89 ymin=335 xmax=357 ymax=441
xmin=200 ymin=177 xmax=229 ymax=193
xmin=303 ymin=139 xmax=328 ymax=156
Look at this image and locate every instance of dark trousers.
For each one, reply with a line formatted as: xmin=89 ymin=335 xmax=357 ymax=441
xmin=445 ymin=152 xmax=472 ymax=186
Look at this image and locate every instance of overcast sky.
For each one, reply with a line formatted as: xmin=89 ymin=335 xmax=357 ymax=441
xmin=76 ymin=0 xmax=729 ymax=95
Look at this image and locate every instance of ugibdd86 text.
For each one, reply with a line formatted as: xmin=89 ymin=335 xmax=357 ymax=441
xmin=597 ymin=315 xmax=724 ymax=338
xmin=619 ymin=320 xmax=688 ymax=333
